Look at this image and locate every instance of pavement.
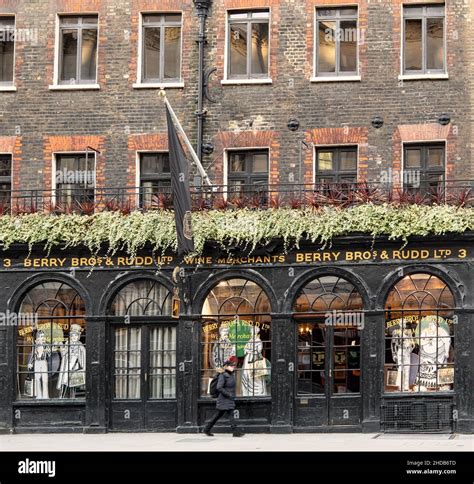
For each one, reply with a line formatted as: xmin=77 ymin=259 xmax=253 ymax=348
xmin=0 ymin=432 xmax=472 ymax=452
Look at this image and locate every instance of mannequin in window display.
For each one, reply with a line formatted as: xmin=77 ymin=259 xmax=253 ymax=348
xmin=241 ymin=325 xmax=267 ymax=396
xmin=391 ymin=324 xmax=416 ymax=392
xmin=27 ymin=331 xmax=51 ymax=399
xmin=414 ymin=317 xmax=451 ymax=391
xmin=56 ymin=324 xmax=86 ymax=398
xmin=211 ymin=325 xmax=236 ymax=369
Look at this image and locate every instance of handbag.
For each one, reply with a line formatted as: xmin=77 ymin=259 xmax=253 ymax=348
xmin=24 ymin=377 xmax=34 ymax=397
xmin=68 ymin=371 xmax=86 ymax=388
xmin=252 ymin=358 xmax=271 ymax=378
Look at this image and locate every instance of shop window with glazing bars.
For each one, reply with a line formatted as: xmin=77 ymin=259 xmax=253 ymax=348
xmin=403 ymin=5 xmax=445 ymax=75
xmin=59 ymin=15 xmax=98 ymax=84
xmin=55 ymin=154 xmax=95 ymax=209
xmin=315 ymin=146 xmax=357 ymax=187
xmin=227 ymin=150 xmax=269 ymax=201
xmin=316 ymin=8 xmax=358 ymax=77
xmin=141 ymin=14 xmax=182 ymax=83
xmin=139 ymin=152 xmax=172 ymax=208
xmin=227 ymin=10 xmax=269 ymax=79
xmin=0 ymin=17 xmax=15 ymax=85
xmin=0 ymin=154 xmax=11 ymax=209
xmin=403 ymin=143 xmax=445 ymax=193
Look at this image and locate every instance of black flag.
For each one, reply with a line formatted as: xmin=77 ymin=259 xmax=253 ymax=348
xmin=166 ymin=104 xmax=195 ymax=255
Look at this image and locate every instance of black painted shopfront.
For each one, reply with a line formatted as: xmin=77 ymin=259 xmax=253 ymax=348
xmin=0 ymin=234 xmax=472 ymax=434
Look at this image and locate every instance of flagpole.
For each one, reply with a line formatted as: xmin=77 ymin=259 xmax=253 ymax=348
xmin=160 ymin=90 xmax=213 ymax=187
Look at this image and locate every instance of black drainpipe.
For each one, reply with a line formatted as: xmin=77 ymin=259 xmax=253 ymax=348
xmin=194 ymin=0 xmax=211 ymax=179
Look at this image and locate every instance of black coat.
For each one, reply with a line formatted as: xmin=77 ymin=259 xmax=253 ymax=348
xmin=216 ymin=370 xmax=236 ymax=410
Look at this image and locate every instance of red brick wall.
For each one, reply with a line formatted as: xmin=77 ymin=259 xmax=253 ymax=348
xmin=43 ymin=135 xmax=105 ymax=191
xmin=127 ymin=133 xmax=168 ymax=186
xmin=212 ymin=130 xmax=280 ymax=185
xmin=305 ymin=127 xmax=369 ymax=183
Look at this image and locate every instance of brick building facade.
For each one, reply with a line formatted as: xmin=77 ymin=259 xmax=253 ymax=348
xmin=0 ymin=0 xmax=470 ymax=192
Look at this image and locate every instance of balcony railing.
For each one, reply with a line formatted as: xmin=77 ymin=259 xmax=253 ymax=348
xmin=1 ymin=180 xmax=474 ymax=215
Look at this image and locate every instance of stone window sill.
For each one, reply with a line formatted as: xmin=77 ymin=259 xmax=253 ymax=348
xmin=49 ymin=84 xmax=101 ymax=91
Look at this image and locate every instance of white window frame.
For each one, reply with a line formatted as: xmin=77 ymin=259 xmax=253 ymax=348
xmin=312 ymin=143 xmax=360 ymax=184
xmin=222 ymin=9 xmax=273 ymax=85
xmin=398 ymin=3 xmax=448 ymax=81
xmin=311 ymin=5 xmax=361 ymax=83
xmin=50 ymin=13 xmax=100 ymax=90
xmin=133 ymin=11 xmax=184 ymax=89
xmin=400 ymin=140 xmax=447 ymax=189
xmin=0 ymin=15 xmax=17 ymax=91
xmin=52 ymin=151 xmax=97 ymax=207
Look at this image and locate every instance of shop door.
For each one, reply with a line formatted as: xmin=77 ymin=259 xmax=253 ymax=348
xmin=295 ymin=321 xmax=362 ymax=427
xmin=109 ymin=325 xmax=177 ymax=431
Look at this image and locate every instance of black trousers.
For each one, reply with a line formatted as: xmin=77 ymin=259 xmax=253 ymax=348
xmin=204 ymin=409 xmax=237 ymax=432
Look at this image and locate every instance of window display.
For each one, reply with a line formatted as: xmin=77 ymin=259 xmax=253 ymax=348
xmin=201 ymin=278 xmax=271 ymax=397
xmin=384 ymin=274 xmax=455 ymax=393
xmin=17 ymin=282 xmax=86 ymax=400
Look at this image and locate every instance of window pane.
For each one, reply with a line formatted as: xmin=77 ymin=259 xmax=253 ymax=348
xmin=141 ymin=153 xmax=170 ymax=174
xmin=317 ymin=9 xmax=338 ymax=18
xmin=163 ymin=26 xmax=181 ymax=79
xmin=81 ymin=29 xmax=97 ymax=81
xmin=0 ymin=37 xmax=14 ymax=82
xmin=428 ymin=147 xmax=444 ymax=167
xmin=318 ymin=152 xmax=333 ymax=171
xmin=81 ymin=16 xmax=98 ymax=26
xmin=427 ymin=18 xmax=444 ymax=70
xmin=144 ymin=27 xmax=160 ymax=80
xmin=230 ymin=153 xmax=246 ymax=172
xmin=404 ymin=19 xmax=422 ymax=71
xmin=230 ymin=23 xmax=247 ymax=76
xmin=61 ymin=30 xmax=78 ymax=81
xmin=340 ymin=21 xmax=357 ymax=72
xmin=318 ymin=21 xmax=336 ymax=73
xmin=229 ymin=13 xmax=248 ymax=20
xmin=251 ymin=22 xmax=268 ymax=75
xmin=340 ymin=8 xmax=358 ymax=17
xmin=0 ymin=155 xmax=11 ymax=176
xmin=405 ymin=148 xmax=421 ymax=168
xmin=251 ymin=11 xmax=269 ymax=19
xmin=252 ymin=153 xmax=268 ymax=173
xmin=340 ymin=151 xmax=357 ymax=171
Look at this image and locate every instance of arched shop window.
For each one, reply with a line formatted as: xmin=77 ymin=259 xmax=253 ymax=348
xmin=294 ymin=276 xmax=364 ymax=395
xmin=109 ymin=279 xmax=176 ymax=400
xmin=16 ymin=281 xmax=86 ymax=400
xmin=201 ymin=278 xmax=271 ymax=398
xmin=384 ymin=273 xmax=455 ymax=393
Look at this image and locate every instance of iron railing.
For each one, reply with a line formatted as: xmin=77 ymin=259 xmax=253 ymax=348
xmin=1 ymin=179 xmax=474 ymax=215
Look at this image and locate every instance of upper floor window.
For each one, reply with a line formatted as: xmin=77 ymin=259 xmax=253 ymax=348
xmin=403 ymin=5 xmax=445 ymax=74
xmin=0 ymin=154 xmax=11 ymax=207
xmin=55 ymin=153 xmax=95 ymax=209
xmin=316 ymin=8 xmax=358 ymax=77
xmin=139 ymin=152 xmax=171 ymax=207
xmin=227 ymin=150 xmax=269 ymax=195
xmin=315 ymin=146 xmax=357 ymax=184
xmin=59 ymin=15 xmax=98 ymax=84
xmin=403 ymin=143 xmax=445 ymax=192
xmin=141 ymin=14 xmax=182 ymax=83
xmin=0 ymin=17 xmax=15 ymax=85
xmin=227 ymin=10 xmax=269 ymax=80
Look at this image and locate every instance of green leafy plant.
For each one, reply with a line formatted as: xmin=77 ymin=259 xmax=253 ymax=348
xmin=0 ymin=204 xmax=472 ymax=258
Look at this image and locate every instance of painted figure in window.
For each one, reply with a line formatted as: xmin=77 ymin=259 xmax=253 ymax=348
xmin=211 ymin=324 xmax=236 ymax=369
xmin=27 ymin=331 xmax=51 ymax=399
xmin=241 ymin=326 xmax=268 ymax=396
xmin=391 ymin=323 xmax=416 ymax=392
xmin=57 ymin=324 xmax=86 ymax=398
xmin=415 ymin=317 xmax=451 ymax=391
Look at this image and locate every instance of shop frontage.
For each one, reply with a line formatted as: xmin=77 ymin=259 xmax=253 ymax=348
xmin=0 ymin=235 xmax=472 ymax=434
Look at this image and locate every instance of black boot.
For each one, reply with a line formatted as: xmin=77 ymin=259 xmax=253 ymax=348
xmin=232 ymin=430 xmax=245 ymax=437
xmin=203 ymin=427 xmax=214 ymax=436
